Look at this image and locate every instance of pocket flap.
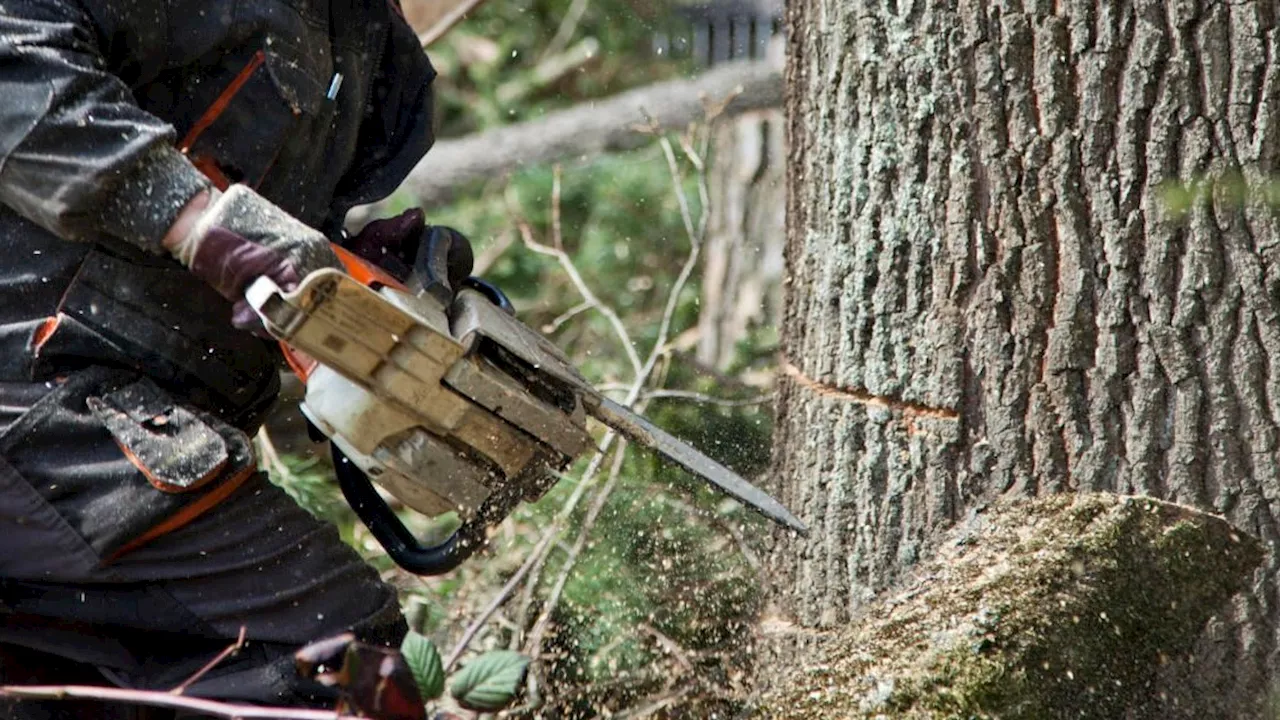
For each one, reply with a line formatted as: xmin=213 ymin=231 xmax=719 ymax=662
xmin=265 ymin=45 xmax=328 ymax=116
xmin=88 ymin=379 xmax=229 ymax=493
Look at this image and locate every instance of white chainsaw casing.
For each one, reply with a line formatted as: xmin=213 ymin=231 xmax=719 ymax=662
xmin=246 ymin=265 xmax=807 ymax=535
xmin=299 ymin=364 xmax=494 ymax=518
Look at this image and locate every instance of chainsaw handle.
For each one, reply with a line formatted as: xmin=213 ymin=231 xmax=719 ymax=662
xmin=332 ymin=447 xmax=486 ymax=576
xmin=459 ymin=277 xmax=514 ymax=315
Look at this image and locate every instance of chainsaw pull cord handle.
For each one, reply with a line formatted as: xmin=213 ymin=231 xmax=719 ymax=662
xmin=332 ymin=446 xmax=488 ymax=576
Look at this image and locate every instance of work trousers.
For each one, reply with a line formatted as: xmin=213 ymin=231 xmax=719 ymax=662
xmin=0 ymin=367 xmax=406 ymax=717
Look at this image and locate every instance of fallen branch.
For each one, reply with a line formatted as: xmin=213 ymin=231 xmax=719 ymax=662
xmin=0 ymin=685 xmax=360 ymax=720
xmin=347 ymin=59 xmax=782 ymax=221
xmin=171 ymin=627 xmax=247 ymax=695
xmin=411 ymin=0 xmax=489 ymax=48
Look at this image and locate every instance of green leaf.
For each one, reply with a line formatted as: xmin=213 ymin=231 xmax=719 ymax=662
xmin=400 ymin=631 xmax=445 ymax=700
xmin=448 ymin=650 xmax=530 ymax=712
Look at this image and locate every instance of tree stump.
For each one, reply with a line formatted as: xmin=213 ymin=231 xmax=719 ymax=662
xmin=760 ymin=494 xmax=1262 ymax=719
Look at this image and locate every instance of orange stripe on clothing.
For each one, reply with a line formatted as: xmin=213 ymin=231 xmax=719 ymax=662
xmin=113 ymin=438 xmax=229 ymax=495
xmin=179 ymin=50 xmax=267 ymax=154
xmin=32 ymin=315 xmax=61 ymax=351
xmin=103 ymin=465 xmax=258 ymax=564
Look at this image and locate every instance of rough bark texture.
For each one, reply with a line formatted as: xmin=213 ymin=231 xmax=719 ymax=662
xmin=761 ymin=494 xmax=1263 ymax=719
xmin=768 ymin=0 xmax=1280 ymax=715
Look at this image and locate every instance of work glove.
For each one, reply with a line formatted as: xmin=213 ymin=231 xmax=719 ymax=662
xmin=168 ymin=185 xmax=341 ymax=333
xmin=348 ymin=208 xmax=475 ymax=299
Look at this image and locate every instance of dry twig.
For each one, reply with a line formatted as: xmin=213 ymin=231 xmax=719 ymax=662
xmin=416 ymin=0 xmax=488 ymax=48
xmin=543 ymin=300 xmax=595 ymax=334
xmin=444 ymin=528 xmax=558 ymax=673
xmin=609 ymin=687 xmax=693 ymax=719
xmin=638 ymin=624 xmax=695 ymax=674
xmin=540 ymin=0 xmax=591 ymax=61
xmin=0 ymin=685 xmax=361 ymax=719
xmin=518 ymin=222 xmax=643 ymax=377
xmin=523 ymin=440 xmax=631 ymax=657
xmin=171 ymin=627 xmax=247 ymax=695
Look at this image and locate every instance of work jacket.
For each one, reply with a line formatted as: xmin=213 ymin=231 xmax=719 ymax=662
xmin=0 ymin=0 xmax=436 ymax=430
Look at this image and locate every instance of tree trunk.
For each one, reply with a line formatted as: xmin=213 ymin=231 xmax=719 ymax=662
xmin=698 ymin=110 xmax=787 ymax=371
xmin=768 ymin=0 xmax=1280 ymax=715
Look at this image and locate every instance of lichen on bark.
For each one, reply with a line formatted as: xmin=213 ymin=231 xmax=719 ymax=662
xmin=771 ymin=0 xmax=1280 ymax=712
xmin=759 ymin=494 xmax=1262 ymax=719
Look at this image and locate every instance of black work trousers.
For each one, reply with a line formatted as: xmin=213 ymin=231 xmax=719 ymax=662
xmin=0 ymin=367 xmax=406 ymax=717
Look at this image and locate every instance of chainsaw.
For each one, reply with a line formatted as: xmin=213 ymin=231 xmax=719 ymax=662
xmin=246 ymin=240 xmax=807 ymax=576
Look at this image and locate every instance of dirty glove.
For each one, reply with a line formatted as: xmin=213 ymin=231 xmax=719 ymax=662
xmin=346 ymin=208 xmax=427 ymax=282
xmin=348 ymin=208 xmax=474 ymax=298
xmin=167 ymin=185 xmax=341 ymax=332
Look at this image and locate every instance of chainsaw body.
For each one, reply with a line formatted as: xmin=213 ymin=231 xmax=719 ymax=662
xmin=247 ymin=253 xmax=805 ymax=575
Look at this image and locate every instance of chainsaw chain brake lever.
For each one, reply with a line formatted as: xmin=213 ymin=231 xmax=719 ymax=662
xmin=407 ymin=226 xmax=474 ymax=306
xmin=333 ymin=446 xmax=487 ymax=576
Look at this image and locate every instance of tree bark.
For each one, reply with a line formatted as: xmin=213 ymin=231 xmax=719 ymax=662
xmin=762 ymin=495 xmax=1262 ymax=719
xmin=769 ymin=0 xmax=1280 ymax=715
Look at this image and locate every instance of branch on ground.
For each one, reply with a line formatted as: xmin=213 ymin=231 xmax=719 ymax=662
xmin=0 ymin=685 xmax=362 ymax=720
xmin=347 ymin=58 xmax=782 ymax=224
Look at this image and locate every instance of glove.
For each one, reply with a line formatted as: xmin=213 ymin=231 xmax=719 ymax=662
xmin=167 ymin=185 xmax=341 ymax=333
xmin=345 ymin=208 xmax=425 ymax=282
xmin=348 ymin=209 xmax=475 ymax=301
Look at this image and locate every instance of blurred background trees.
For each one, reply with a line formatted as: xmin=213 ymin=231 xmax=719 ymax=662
xmin=263 ymin=1 xmax=789 ymax=716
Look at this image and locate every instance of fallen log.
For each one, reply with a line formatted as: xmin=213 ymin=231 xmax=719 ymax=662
xmin=758 ymin=494 xmax=1262 ymax=719
xmin=348 ymin=58 xmax=783 ymax=224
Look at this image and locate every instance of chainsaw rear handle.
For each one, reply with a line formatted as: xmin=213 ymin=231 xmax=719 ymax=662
xmin=332 ymin=447 xmax=487 ymax=576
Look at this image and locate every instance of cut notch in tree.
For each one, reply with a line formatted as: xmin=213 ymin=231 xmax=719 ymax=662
xmin=758 ymin=494 xmax=1262 ymax=720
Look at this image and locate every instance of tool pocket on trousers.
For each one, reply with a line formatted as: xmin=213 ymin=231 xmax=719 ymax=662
xmin=87 ymin=378 xmax=241 ymax=494
xmin=0 ymin=370 xmax=258 ymax=565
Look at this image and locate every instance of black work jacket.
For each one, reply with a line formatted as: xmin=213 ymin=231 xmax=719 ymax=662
xmin=0 ymin=0 xmax=435 ymax=427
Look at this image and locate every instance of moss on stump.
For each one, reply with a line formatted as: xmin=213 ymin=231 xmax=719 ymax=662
xmin=760 ymin=494 xmax=1263 ymax=719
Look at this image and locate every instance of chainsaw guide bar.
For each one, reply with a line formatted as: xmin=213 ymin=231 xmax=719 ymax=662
xmin=247 ymin=269 xmax=808 ymax=544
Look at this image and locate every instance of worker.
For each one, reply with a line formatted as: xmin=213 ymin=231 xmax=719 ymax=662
xmin=0 ymin=0 xmax=460 ymax=716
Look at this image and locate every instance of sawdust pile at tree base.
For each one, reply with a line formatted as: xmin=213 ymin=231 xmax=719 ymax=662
xmin=758 ymin=494 xmax=1262 ymax=719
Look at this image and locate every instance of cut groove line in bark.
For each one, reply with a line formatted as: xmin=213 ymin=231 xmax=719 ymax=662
xmin=781 ymin=362 xmax=960 ymax=421
xmin=769 ymin=0 xmax=1280 ymax=715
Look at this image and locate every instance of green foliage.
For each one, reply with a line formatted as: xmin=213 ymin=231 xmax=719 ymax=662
xmin=427 ymin=0 xmax=693 ymax=137
xmin=270 ymin=1 xmax=784 ymax=716
xmin=401 ymin=631 xmax=446 ymax=700
xmin=449 ymin=651 xmax=532 ymax=712
xmin=400 ymin=632 xmax=530 ymax=713
xmin=263 ymin=455 xmax=352 ymax=527
xmin=1158 ymin=172 xmax=1280 ymax=217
